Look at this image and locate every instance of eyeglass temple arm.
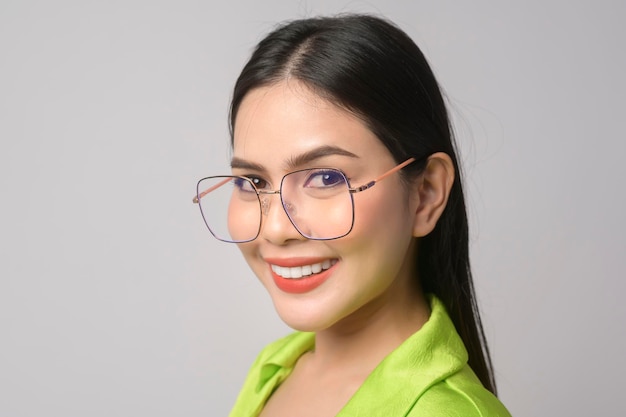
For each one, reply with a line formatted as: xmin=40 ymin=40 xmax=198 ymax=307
xmin=193 ymin=157 xmax=418 ymax=202
xmin=350 ymin=157 xmax=416 ymax=193
xmin=192 ymin=177 xmax=231 ymax=204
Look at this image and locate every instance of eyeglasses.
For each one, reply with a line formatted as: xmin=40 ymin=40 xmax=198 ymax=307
xmin=193 ymin=157 xmax=416 ymax=243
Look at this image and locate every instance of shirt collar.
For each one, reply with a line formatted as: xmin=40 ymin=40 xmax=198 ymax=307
xmin=339 ymin=295 xmax=468 ymax=415
xmin=257 ymin=331 xmax=315 ymax=392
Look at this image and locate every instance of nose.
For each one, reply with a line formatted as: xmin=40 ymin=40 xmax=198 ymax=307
xmin=259 ymin=193 xmax=304 ymax=244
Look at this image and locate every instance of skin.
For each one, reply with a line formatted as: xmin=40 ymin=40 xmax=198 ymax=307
xmin=232 ymin=80 xmax=454 ymax=417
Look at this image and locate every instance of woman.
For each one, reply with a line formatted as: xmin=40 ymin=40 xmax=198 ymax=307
xmin=195 ymin=14 xmax=511 ymax=416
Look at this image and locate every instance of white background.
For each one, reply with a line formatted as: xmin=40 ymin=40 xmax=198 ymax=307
xmin=1 ymin=1 xmax=624 ymax=416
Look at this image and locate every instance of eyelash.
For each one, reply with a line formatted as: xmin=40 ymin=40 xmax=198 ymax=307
xmin=242 ymin=174 xmax=270 ymax=189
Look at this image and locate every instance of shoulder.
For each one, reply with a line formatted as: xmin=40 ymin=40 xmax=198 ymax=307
xmin=409 ymin=366 xmax=511 ymax=417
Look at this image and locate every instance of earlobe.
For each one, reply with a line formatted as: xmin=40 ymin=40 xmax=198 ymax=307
xmin=412 ymin=152 xmax=455 ymax=237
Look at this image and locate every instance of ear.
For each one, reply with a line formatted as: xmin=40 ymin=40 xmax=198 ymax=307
xmin=411 ymin=152 xmax=455 ymax=237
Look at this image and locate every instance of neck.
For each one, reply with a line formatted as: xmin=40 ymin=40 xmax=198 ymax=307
xmin=309 ymin=280 xmax=430 ymax=377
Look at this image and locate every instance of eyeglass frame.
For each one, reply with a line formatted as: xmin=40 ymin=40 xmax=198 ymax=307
xmin=193 ymin=157 xmax=417 ymax=243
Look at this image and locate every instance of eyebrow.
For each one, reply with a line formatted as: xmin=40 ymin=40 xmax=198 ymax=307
xmin=230 ymin=145 xmax=359 ymax=171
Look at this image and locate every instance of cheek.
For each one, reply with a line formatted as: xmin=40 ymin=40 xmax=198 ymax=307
xmin=236 ymin=242 xmax=261 ymax=273
xmin=227 ymin=196 xmax=262 ymax=242
xmin=352 ymin=185 xmax=412 ymax=237
xmin=340 ymin=187 xmax=414 ymax=265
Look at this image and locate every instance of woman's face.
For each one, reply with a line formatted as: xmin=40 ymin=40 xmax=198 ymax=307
xmin=232 ymin=81 xmax=420 ymax=332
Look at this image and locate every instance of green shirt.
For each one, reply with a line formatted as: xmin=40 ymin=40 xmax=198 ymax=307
xmin=229 ymin=296 xmax=511 ymax=416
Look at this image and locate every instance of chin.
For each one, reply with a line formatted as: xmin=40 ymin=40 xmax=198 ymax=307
xmin=272 ymin=301 xmax=338 ymax=333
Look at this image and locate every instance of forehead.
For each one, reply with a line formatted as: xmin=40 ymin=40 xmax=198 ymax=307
xmin=232 ymin=81 xmax=387 ymax=165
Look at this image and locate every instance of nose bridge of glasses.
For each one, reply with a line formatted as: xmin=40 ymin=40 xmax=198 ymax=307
xmin=257 ymin=187 xmax=299 ymax=234
xmin=257 ymin=187 xmax=305 ymax=242
xmin=257 ymin=189 xmax=280 ymax=216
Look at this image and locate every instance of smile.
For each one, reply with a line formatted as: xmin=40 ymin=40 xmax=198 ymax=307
xmin=270 ymin=259 xmax=338 ymax=279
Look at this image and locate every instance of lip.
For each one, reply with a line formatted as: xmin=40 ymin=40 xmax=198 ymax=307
xmin=265 ymin=257 xmax=338 ymax=294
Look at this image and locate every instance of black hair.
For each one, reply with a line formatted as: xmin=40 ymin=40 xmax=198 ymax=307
xmin=228 ymin=14 xmax=497 ymax=394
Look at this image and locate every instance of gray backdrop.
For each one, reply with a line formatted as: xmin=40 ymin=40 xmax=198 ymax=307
xmin=1 ymin=1 xmax=624 ymax=416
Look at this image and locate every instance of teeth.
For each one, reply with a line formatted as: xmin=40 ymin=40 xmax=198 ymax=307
xmin=290 ymin=266 xmax=302 ymax=279
xmin=271 ymin=260 xmax=336 ymax=279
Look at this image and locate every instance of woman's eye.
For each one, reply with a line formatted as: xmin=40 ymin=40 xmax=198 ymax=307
xmin=233 ymin=176 xmax=267 ymax=192
xmin=304 ymin=170 xmax=346 ymax=188
xmin=250 ymin=177 xmax=269 ymax=189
